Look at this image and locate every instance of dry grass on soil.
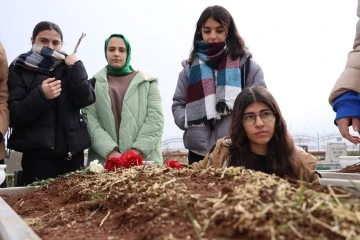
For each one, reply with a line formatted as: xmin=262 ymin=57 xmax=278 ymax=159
xmin=2 ymin=166 xmax=360 ymax=240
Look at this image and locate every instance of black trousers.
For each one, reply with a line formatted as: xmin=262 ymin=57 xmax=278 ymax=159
xmin=21 ymin=152 xmax=84 ymax=186
xmin=188 ymin=151 xmax=205 ymax=165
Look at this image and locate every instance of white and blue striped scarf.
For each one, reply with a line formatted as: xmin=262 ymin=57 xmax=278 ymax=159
xmin=14 ymin=44 xmax=66 ymax=73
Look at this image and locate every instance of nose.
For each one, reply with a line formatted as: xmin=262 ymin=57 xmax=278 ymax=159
xmin=254 ymin=115 xmax=265 ymax=127
xmin=47 ymin=43 xmax=54 ymax=49
xmin=209 ymin=32 xmax=217 ymax=40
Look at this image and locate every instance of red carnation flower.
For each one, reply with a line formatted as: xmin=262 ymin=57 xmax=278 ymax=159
xmin=165 ymin=159 xmax=184 ymax=169
xmin=104 ymin=150 xmax=144 ymax=171
xmin=121 ymin=150 xmax=144 ymax=168
xmin=104 ymin=157 xmax=121 ymax=171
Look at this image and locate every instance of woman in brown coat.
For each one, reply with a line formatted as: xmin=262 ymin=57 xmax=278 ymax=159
xmin=0 ymin=42 xmax=9 ymax=187
xmin=193 ymin=86 xmax=319 ymax=183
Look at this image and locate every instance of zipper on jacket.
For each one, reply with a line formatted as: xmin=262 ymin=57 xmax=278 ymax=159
xmin=56 ymin=99 xmax=73 ymax=160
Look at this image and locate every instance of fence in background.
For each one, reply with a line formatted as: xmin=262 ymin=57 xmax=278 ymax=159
xmin=161 ymin=133 xmax=360 ymax=153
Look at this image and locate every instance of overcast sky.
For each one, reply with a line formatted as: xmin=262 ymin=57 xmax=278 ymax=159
xmin=0 ymin=0 xmax=358 ymax=141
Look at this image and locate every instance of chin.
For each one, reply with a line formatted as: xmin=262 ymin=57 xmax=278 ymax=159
xmin=253 ymin=138 xmax=271 ymax=145
xmin=111 ymin=64 xmax=124 ymax=68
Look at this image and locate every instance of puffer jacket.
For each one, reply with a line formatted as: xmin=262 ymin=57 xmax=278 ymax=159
xmin=172 ymin=53 xmax=266 ymax=152
xmin=0 ymin=43 xmax=8 ymax=160
xmin=329 ymin=0 xmax=360 ymax=104
xmin=82 ymin=67 xmax=164 ymax=164
xmin=192 ymin=137 xmax=320 ymax=183
xmin=7 ymin=60 xmax=94 ymax=157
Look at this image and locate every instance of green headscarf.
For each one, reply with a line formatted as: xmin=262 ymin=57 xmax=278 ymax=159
xmin=104 ymin=34 xmax=133 ymax=75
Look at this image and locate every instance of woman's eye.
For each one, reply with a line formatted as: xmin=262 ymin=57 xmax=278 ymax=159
xmin=244 ymin=115 xmax=254 ymax=120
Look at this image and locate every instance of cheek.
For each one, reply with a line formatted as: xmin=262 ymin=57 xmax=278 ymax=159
xmin=243 ymin=124 xmax=252 ymax=137
xmin=267 ymin=122 xmax=276 ymax=138
xmin=219 ymin=34 xmax=227 ymax=42
xmin=106 ymin=52 xmax=111 ymax=61
xmin=201 ymin=33 xmax=208 ymax=42
xmin=122 ymin=52 xmax=127 ymax=60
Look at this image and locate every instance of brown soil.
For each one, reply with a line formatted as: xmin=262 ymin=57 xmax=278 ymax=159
xmin=2 ymin=166 xmax=360 ymax=240
xmin=338 ymin=163 xmax=360 ymax=173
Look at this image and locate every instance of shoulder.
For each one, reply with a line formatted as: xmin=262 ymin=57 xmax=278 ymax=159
xmin=220 ymin=136 xmax=231 ymax=147
xmin=294 ymin=146 xmax=317 ymax=170
xmin=295 ymin=145 xmax=307 ymax=153
xmin=8 ymin=63 xmax=27 ymax=78
xmin=210 ymin=136 xmax=231 ymax=154
xmin=136 ymin=69 xmax=159 ymax=82
xmin=181 ymin=59 xmax=190 ymax=68
xmin=248 ymin=58 xmax=262 ymax=71
xmin=94 ymin=67 xmax=108 ymax=82
xmin=0 ymin=43 xmax=7 ymax=63
xmin=179 ymin=59 xmax=191 ymax=77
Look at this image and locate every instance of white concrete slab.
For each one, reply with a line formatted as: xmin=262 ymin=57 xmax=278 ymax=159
xmin=0 ymin=186 xmax=40 ymax=196
xmin=318 ymin=171 xmax=360 ymax=180
xmin=0 ymin=197 xmax=41 ymax=240
xmin=319 ymin=178 xmax=360 ymax=188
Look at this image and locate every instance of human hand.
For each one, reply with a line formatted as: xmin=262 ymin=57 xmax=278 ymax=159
xmin=107 ymin=150 xmax=122 ymax=159
xmin=65 ymin=53 xmax=79 ymax=65
xmin=336 ymin=117 xmax=360 ymax=144
xmin=42 ymin=78 xmax=62 ymax=100
xmin=129 ymin=149 xmax=142 ymax=156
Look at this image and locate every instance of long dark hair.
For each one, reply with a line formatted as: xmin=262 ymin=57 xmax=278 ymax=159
xmin=188 ymin=5 xmax=246 ymax=64
xmin=229 ymin=86 xmax=303 ymax=179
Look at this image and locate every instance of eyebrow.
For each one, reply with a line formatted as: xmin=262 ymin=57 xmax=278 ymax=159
xmin=108 ymin=46 xmax=126 ymax=50
xmin=202 ymin=26 xmax=224 ymax=29
xmin=38 ymin=38 xmax=60 ymax=42
xmin=244 ymin=109 xmax=271 ymax=115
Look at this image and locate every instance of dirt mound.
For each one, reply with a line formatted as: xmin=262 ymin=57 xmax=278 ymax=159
xmin=2 ymin=166 xmax=360 ymax=240
xmin=338 ymin=163 xmax=360 ymax=173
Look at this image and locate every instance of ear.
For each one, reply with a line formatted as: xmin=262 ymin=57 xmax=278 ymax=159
xmin=30 ymin=37 xmax=34 ymax=45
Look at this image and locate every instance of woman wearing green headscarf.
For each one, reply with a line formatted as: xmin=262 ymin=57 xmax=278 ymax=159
xmin=83 ymin=34 xmax=164 ymax=165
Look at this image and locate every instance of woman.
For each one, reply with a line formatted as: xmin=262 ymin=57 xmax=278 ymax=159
xmin=0 ymin=42 xmax=9 ymax=188
xmin=82 ymin=34 xmax=164 ymax=165
xmin=172 ymin=5 xmax=266 ymax=164
xmin=192 ymin=86 xmax=319 ymax=183
xmin=7 ymin=21 xmax=95 ymax=185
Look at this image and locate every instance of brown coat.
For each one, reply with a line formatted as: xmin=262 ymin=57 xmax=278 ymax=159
xmin=0 ymin=42 xmax=9 ymax=160
xmin=192 ymin=137 xmax=320 ymax=183
xmin=329 ymin=0 xmax=360 ymax=104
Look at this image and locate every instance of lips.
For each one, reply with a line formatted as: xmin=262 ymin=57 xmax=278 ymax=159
xmin=255 ymin=131 xmax=268 ymax=136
